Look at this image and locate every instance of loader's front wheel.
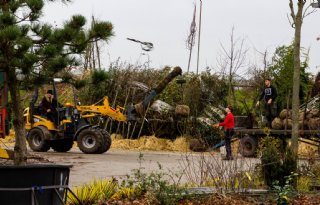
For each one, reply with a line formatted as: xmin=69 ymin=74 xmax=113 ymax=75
xmin=27 ymin=127 xmax=50 ymax=152
xmin=77 ymin=128 xmax=104 ymax=154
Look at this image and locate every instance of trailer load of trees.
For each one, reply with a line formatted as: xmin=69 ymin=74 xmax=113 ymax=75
xmin=272 ymin=94 xmax=320 ymax=130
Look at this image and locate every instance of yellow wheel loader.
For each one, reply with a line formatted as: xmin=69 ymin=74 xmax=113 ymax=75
xmin=23 ymin=67 xmax=182 ymax=154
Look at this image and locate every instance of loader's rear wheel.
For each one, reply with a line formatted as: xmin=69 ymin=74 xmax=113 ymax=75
xmin=77 ymin=128 xmax=104 ymax=154
xmin=97 ymin=129 xmax=112 ymax=154
xmin=51 ymin=139 xmax=73 ymax=152
xmin=27 ymin=128 xmax=50 ymax=152
xmin=239 ymin=134 xmax=258 ymax=157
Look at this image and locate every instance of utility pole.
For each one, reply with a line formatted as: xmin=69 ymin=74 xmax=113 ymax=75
xmin=196 ymin=0 xmax=202 ymax=75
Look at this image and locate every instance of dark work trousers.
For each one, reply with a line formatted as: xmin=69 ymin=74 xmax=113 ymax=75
xmin=225 ymin=128 xmax=234 ymax=158
xmin=264 ymin=102 xmax=277 ymax=128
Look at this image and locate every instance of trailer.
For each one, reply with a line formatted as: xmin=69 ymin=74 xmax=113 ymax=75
xmin=233 ymin=93 xmax=320 ymax=157
xmin=236 ymin=128 xmax=320 ymax=157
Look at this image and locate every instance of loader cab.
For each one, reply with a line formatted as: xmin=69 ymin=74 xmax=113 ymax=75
xmin=25 ymin=78 xmax=76 ymax=132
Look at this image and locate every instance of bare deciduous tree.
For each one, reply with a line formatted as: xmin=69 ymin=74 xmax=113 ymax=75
xmin=216 ymin=27 xmax=249 ymax=106
xmin=288 ymin=0 xmax=314 ymax=154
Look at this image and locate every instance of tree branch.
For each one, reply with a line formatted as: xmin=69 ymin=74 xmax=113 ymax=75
xmin=287 ymin=13 xmax=295 ymax=28
xmin=289 ymin=0 xmax=296 ymax=25
xmin=303 ymin=3 xmax=316 ymax=18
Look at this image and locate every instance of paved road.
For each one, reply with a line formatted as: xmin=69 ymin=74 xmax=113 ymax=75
xmin=35 ymin=148 xmax=259 ymax=187
xmin=37 ymin=148 xmax=189 ymax=187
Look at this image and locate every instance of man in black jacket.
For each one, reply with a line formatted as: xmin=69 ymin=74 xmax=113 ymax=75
xmin=256 ymin=78 xmax=277 ymax=128
xmin=40 ymin=90 xmax=59 ymax=125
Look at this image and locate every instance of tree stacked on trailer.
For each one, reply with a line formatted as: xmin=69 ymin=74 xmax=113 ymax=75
xmin=0 ymin=0 xmax=113 ymax=165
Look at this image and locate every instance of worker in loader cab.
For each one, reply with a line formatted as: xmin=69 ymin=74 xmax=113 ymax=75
xmin=213 ymin=105 xmax=235 ymax=160
xmin=40 ymin=90 xmax=58 ymax=125
xmin=256 ymin=78 xmax=277 ymax=128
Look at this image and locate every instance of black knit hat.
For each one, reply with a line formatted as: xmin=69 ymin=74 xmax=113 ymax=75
xmin=47 ymin=90 xmax=53 ymax=95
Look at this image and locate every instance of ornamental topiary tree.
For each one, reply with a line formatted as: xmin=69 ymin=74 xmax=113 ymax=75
xmin=0 ymin=0 xmax=113 ymax=165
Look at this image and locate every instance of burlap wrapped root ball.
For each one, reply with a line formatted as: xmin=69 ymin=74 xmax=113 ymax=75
xmin=272 ymin=117 xmax=283 ymax=130
xmin=305 ymin=112 xmax=313 ymax=120
xmin=281 ymin=119 xmax=307 ymax=129
xmin=307 ymin=118 xmax=320 ymax=130
xmin=282 ymin=118 xmax=292 ymax=129
xmin=297 ymin=111 xmax=315 ymax=121
xmin=276 ymin=108 xmax=319 ymax=130
xmin=299 ymin=112 xmax=305 ymax=121
xmin=279 ymin=109 xmax=291 ymax=119
xmin=309 ymin=108 xmax=319 ymax=117
xmin=175 ymin=105 xmax=190 ymax=117
xmin=297 ymin=109 xmax=320 ymax=120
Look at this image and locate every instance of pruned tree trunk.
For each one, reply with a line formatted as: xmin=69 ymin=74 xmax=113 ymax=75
xmin=92 ymin=16 xmax=102 ymax=70
xmin=289 ymin=0 xmax=306 ymax=154
xmin=96 ymin=40 xmax=101 ymax=69
xmin=8 ymin=75 xmax=27 ymax=165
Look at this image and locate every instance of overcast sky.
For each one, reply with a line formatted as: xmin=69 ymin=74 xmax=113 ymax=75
xmin=42 ymin=0 xmax=320 ymax=76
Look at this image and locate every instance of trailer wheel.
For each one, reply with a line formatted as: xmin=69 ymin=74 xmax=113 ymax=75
xmin=51 ymin=139 xmax=73 ymax=152
xmin=77 ymin=128 xmax=104 ymax=154
xmin=27 ymin=127 xmax=50 ymax=152
xmin=239 ymin=134 xmax=258 ymax=157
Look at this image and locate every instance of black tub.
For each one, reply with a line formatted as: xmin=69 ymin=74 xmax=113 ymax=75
xmin=0 ymin=164 xmax=72 ymax=205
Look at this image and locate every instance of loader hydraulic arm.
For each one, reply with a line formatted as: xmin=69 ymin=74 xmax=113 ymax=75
xmin=76 ymin=97 xmax=127 ymax=122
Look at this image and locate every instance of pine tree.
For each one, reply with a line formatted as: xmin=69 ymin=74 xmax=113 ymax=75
xmin=0 ymin=0 xmax=113 ymax=165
